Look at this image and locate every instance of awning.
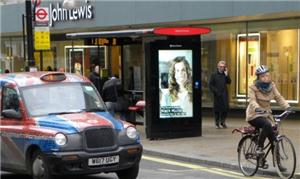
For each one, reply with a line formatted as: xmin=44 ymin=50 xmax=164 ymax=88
xmin=66 ymin=28 xmax=154 ymax=39
xmin=65 ymin=27 xmax=211 ymax=39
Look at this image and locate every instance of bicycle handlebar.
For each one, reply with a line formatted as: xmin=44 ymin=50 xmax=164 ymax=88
xmin=255 ymin=110 xmax=295 ymax=123
xmin=273 ymin=110 xmax=295 ymax=122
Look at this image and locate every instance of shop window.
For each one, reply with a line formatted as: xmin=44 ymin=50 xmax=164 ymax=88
xmin=67 ymin=48 xmax=84 ymax=76
xmin=201 ymin=22 xmax=247 ymax=107
xmin=0 ymin=38 xmax=25 ymax=72
xmin=264 ymin=29 xmax=299 ymax=103
xmin=34 ymin=49 xmax=56 ymax=71
xmin=247 ymin=19 xmax=300 ymax=106
xmin=64 ymin=46 xmax=106 ymax=77
xmin=236 ymin=33 xmax=260 ymax=97
xmin=235 ymin=29 xmax=299 ymax=103
xmin=200 ymin=19 xmax=300 ymax=108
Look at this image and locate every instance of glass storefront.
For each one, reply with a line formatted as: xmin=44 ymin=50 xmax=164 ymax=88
xmin=34 ymin=40 xmax=86 ymax=72
xmin=1 ymin=17 xmax=299 ymax=110
xmin=248 ymin=19 xmax=300 ymax=104
xmin=237 ymin=33 xmax=260 ymax=97
xmin=0 ymin=37 xmax=107 ymax=78
xmin=122 ymin=44 xmax=144 ymax=91
xmin=64 ymin=45 xmax=106 ymax=77
xmin=201 ymin=18 xmax=300 ymax=109
xmin=201 ymin=22 xmax=247 ymax=108
xmin=0 ymin=37 xmax=26 ymax=72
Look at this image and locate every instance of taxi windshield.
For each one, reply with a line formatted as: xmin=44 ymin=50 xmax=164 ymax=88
xmin=21 ymin=83 xmax=106 ymax=117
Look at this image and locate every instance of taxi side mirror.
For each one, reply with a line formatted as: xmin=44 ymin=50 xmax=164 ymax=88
xmin=2 ymin=109 xmax=22 ymax=119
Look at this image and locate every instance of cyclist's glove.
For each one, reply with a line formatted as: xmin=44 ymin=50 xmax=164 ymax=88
xmin=255 ymin=108 xmax=267 ymax=114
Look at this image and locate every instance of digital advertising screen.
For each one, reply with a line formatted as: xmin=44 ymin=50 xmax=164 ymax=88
xmin=145 ymin=38 xmax=202 ymax=139
xmin=158 ymin=50 xmax=193 ymax=118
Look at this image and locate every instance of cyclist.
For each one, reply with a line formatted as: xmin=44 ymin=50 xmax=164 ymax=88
xmin=246 ymin=65 xmax=293 ymax=157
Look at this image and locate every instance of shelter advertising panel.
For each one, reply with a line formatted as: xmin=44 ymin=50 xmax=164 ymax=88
xmin=159 ymin=50 xmax=193 ymax=118
xmin=145 ymin=37 xmax=202 ymax=139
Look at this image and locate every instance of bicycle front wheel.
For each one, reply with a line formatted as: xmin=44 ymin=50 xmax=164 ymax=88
xmin=274 ymin=135 xmax=296 ymax=179
xmin=238 ymin=135 xmax=259 ymax=176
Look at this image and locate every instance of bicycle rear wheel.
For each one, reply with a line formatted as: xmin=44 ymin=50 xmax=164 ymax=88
xmin=274 ymin=135 xmax=296 ymax=179
xmin=238 ymin=135 xmax=259 ymax=176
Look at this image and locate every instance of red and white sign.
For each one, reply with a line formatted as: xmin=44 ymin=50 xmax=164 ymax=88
xmin=35 ymin=7 xmax=49 ymax=23
xmin=32 ymin=0 xmax=42 ymax=7
xmin=154 ymin=27 xmax=211 ymax=36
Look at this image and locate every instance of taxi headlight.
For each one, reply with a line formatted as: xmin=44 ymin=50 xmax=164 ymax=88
xmin=126 ymin=127 xmax=137 ymax=139
xmin=55 ymin=133 xmax=67 ymax=146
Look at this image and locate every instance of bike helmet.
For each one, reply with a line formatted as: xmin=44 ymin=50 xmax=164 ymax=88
xmin=255 ymin=65 xmax=269 ymax=76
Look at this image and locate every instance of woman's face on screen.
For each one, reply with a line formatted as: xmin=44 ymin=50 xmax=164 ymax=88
xmin=174 ymin=61 xmax=188 ymax=86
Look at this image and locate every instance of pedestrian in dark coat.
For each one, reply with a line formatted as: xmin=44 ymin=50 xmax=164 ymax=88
xmin=208 ymin=60 xmax=231 ymax=129
xmin=89 ymin=65 xmax=102 ymax=94
xmin=102 ymin=76 xmax=129 ymax=120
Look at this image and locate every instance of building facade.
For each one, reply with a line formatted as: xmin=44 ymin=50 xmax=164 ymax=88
xmin=1 ymin=1 xmax=300 ymax=110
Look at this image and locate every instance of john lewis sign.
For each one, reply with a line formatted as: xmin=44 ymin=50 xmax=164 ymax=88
xmin=49 ymin=2 xmax=93 ymax=27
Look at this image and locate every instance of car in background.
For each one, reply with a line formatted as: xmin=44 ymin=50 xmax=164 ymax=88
xmin=0 ymin=72 xmax=142 ymax=179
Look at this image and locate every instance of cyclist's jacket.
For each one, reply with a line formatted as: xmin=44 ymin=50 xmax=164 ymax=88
xmin=246 ymin=82 xmax=290 ymax=122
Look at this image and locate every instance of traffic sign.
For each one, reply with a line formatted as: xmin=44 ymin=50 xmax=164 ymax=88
xmin=36 ymin=9 xmax=47 ymax=20
xmin=35 ymin=7 xmax=49 ymax=26
xmin=34 ymin=27 xmax=50 ymax=50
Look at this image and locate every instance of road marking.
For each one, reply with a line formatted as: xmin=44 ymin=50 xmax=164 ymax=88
xmin=142 ymin=155 xmax=271 ymax=179
xmin=211 ymin=167 xmax=244 ymax=176
xmin=211 ymin=168 xmax=269 ymax=179
xmin=142 ymin=155 xmax=206 ymax=170
xmin=159 ymin=168 xmax=194 ymax=173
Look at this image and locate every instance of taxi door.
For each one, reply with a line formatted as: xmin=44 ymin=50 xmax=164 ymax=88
xmin=0 ymin=86 xmax=26 ymax=171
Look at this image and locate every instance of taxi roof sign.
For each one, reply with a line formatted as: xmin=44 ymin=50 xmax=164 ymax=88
xmin=40 ymin=73 xmax=66 ymax=82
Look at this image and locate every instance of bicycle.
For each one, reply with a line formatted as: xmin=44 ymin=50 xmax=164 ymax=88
xmin=233 ymin=110 xmax=297 ymax=179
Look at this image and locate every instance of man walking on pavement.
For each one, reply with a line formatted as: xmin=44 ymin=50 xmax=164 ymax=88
xmin=208 ymin=60 xmax=231 ymax=129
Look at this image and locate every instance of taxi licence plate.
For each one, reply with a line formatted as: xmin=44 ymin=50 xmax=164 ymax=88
xmin=88 ymin=155 xmax=119 ymax=166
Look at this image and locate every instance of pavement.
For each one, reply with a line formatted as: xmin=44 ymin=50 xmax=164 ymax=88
xmin=136 ymin=114 xmax=300 ymax=178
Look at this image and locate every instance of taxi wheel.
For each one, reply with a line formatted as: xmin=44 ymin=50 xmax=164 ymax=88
xmin=116 ymin=163 xmax=139 ymax=179
xmin=32 ymin=151 xmax=53 ymax=179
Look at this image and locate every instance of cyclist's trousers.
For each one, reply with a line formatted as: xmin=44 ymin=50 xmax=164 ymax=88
xmin=248 ymin=117 xmax=276 ymax=148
